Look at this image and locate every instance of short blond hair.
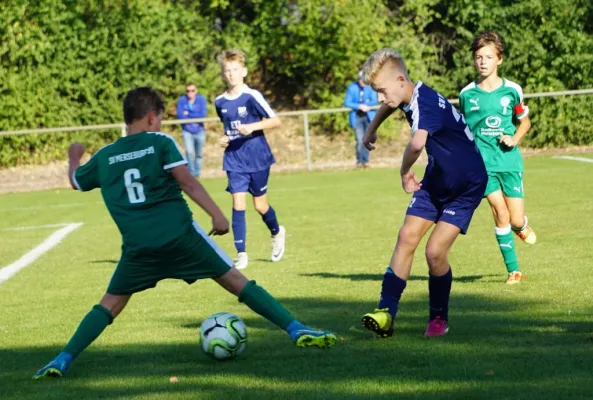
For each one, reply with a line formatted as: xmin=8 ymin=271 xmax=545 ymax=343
xmin=217 ymin=49 xmax=246 ymax=68
xmin=362 ymin=48 xmax=409 ymax=84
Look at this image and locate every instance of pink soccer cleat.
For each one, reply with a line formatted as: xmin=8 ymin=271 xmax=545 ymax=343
xmin=424 ymin=317 xmax=449 ymax=337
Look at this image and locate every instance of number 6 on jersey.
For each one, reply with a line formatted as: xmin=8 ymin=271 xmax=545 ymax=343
xmin=124 ymin=168 xmax=145 ymax=203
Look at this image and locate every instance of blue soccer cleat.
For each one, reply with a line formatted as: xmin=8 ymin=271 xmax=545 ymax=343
xmin=287 ymin=321 xmax=337 ymax=348
xmin=32 ymin=352 xmax=73 ymax=380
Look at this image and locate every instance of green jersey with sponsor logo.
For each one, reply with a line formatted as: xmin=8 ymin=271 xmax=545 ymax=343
xmin=459 ymin=79 xmax=529 ymax=172
xmin=73 ymin=131 xmax=192 ymax=252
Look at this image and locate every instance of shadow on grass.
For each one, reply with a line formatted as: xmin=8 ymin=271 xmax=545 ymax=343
xmin=300 ymin=272 xmax=498 ymax=283
xmin=89 ymin=260 xmax=118 ymax=265
xmin=3 ymin=295 xmax=593 ymax=400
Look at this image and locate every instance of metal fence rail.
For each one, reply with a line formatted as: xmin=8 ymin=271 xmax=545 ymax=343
xmin=1 ymin=88 xmax=592 ymax=171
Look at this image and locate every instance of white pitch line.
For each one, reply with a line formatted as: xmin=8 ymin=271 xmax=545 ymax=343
xmin=0 ymin=222 xmax=83 ymax=285
xmin=3 ymin=223 xmax=72 ymax=231
xmin=552 ymin=155 xmax=593 ymax=163
xmin=0 ymin=201 xmax=102 ymax=213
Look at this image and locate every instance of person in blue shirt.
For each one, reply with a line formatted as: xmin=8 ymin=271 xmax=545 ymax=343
xmin=176 ymin=83 xmax=207 ymax=177
xmin=344 ymin=71 xmax=378 ymax=168
xmin=359 ymin=48 xmax=487 ymax=339
xmin=215 ymin=49 xmax=286 ymax=270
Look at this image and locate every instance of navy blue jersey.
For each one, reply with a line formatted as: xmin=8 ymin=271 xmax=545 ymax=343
xmin=399 ymin=82 xmax=486 ymax=198
xmin=215 ymin=85 xmax=276 ymax=172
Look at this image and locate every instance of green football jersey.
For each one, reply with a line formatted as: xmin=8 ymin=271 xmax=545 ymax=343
xmin=73 ymin=131 xmax=192 ymax=252
xmin=459 ymin=79 xmax=529 ymax=172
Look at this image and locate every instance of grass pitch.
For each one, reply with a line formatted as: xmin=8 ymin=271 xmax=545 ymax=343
xmin=1 ymin=155 xmax=592 ymax=399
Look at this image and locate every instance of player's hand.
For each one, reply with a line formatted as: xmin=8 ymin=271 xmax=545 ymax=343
xmin=209 ymin=214 xmax=230 ymax=236
xmin=220 ymin=135 xmax=230 ymax=148
xmin=237 ymin=124 xmax=253 ymax=136
xmin=183 ymin=111 xmax=189 ymax=116
xmin=401 ymin=170 xmax=422 ymax=193
xmin=500 ymin=135 xmax=517 ymax=148
xmin=363 ymin=129 xmax=377 ymax=151
xmin=359 ymin=104 xmax=370 ymax=113
xmin=68 ymin=143 xmax=86 ymax=159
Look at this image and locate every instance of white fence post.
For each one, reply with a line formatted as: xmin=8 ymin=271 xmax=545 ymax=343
xmin=303 ymin=112 xmax=312 ymax=171
xmin=121 ymin=124 xmax=127 ymax=137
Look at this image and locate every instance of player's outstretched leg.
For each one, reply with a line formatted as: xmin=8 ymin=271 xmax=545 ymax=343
xmin=215 ymin=270 xmax=336 ymax=348
xmin=32 ymin=297 xmax=125 ymax=380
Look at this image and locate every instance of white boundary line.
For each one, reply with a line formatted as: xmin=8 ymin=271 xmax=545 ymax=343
xmin=0 ymin=223 xmax=83 ymax=285
xmin=3 ymin=223 xmax=72 ymax=231
xmin=552 ymin=155 xmax=593 ymax=163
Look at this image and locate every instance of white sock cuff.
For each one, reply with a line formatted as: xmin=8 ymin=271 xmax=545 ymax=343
xmin=495 ymin=225 xmax=512 ymax=236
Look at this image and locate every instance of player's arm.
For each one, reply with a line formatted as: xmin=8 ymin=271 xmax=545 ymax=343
xmin=238 ymin=117 xmax=281 ymax=135
xmin=501 ymin=99 xmax=531 ymax=147
xmin=363 ymin=103 xmax=397 ymax=150
xmin=171 ymin=166 xmax=229 ymax=235
xmin=67 ymin=143 xmax=86 ymax=190
xmin=509 ymin=115 xmax=531 ymax=146
xmin=400 ymin=129 xmax=428 ymax=193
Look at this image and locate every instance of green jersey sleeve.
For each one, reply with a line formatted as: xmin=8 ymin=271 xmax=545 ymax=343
xmin=157 ymin=133 xmax=187 ymax=171
xmin=73 ymin=153 xmax=100 ymax=191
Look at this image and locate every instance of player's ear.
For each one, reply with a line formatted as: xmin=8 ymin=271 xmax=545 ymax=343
xmin=242 ymin=68 xmax=248 ymax=78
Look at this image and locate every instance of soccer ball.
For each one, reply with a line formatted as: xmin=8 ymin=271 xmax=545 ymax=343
xmin=199 ymin=312 xmax=247 ymax=360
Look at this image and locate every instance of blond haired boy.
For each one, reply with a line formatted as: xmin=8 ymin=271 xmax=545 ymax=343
xmin=215 ymin=49 xmax=286 ymax=270
xmin=360 ymin=49 xmax=487 ymax=337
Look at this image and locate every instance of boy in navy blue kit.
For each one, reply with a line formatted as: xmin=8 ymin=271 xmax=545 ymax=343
xmin=360 ymin=48 xmax=487 ymax=337
xmin=215 ymin=49 xmax=286 ymax=270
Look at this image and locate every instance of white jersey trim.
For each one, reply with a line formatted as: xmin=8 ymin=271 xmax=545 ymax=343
xmin=216 ymin=85 xmax=276 ymax=118
xmin=246 ymin=87 xmax=276 ymax=118
xmin=403 ymin=81 xmax=423 ymax=133
xmin=192 ymin=221 xmax=234 ymax=267
xmin=164 ymin=160 xmax=188 ymax=170
xmin=504 ymin=79 xmax=524 ymax=101
xmin=460 ymin=81 xmax=476 ymax=96
xmin=146 ymin=132 xmax=187 ymax=168
xmin=71 ymin=171 xmax=82 ymax=191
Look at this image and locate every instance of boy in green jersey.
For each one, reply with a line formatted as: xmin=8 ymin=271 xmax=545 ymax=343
xmin=32 ymin=87 xmax=336 ymax=380
xmin=459 ymin=31 xmax=536 ymax=285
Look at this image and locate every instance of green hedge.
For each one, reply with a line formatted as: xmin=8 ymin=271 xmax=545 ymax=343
xmin=1 ymin=0 xmax=592 ymax=167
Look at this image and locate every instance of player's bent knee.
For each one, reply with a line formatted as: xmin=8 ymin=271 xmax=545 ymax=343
xmin=253 ymin=203 xmax=269 ymax=215
xmin=397 ymin=227 xmax=423 ymax=249
xmin=425 ymin=245 xmax=447 ymax=269
xmin=100 ymin=293 xmax=131 ymax=319
xmin=509 ymin=214 xmax=525 ymax=229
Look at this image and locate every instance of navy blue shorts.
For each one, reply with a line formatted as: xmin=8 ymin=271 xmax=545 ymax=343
xmin=226 ymin=168 xmax=270 ymax=197
xmin=406 ymin=183 xmax=485 ymax=234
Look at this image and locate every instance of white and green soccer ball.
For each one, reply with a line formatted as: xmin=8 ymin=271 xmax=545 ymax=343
xmin=199 ymin=312 xmax=247 ymax=360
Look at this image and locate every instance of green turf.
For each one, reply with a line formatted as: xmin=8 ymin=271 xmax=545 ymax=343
xmin=1 ymin=155 xmax=592 ymax=399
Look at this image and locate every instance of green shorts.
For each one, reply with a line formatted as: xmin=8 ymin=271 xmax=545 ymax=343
xmin=107 ymin=222 xmax=233 ymax=295
xmin=484 ymin=171 xmax=524 ymax=198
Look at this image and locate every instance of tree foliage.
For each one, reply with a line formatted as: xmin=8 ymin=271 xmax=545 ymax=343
xmin=0 ymin=0 xmax=592 ymax=167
